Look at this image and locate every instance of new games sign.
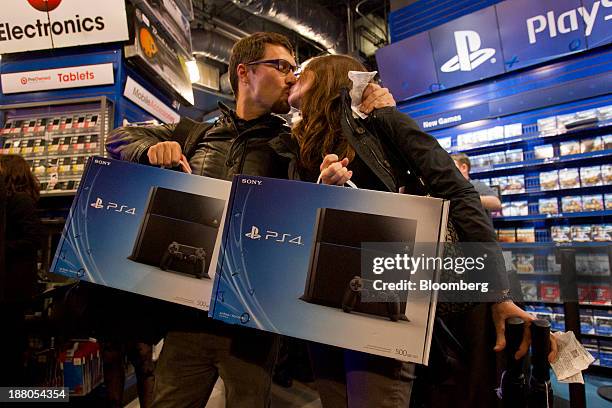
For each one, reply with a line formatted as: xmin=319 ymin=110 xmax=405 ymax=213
xmin=0 ymin=0 xmax=129 ymax=53
xmin=377 ymin=0 xmax=612 ymax=101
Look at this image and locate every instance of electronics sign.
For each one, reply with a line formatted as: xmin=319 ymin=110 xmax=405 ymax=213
xmin=0 ymin=0 xmax=129 ymax=54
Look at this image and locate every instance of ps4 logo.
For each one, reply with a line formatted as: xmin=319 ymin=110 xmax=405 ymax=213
xmin=90 ymin=197 xmax=136 ymax=215
xmin=244 ymin=225 xmax=303 ymax=245
xmin=440 ymin=30 xmax=496 ymax=73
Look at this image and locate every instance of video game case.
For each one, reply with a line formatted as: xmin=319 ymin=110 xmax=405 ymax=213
xmin=561 ymin=196 xmax=583 ymax=213
xmin=506 ymin=175 xmax=525 ymax=194
xmin=580 ymin=137 xmax=604 ymax=154
xmin=539 ymin=170 xmax=559 ymax=191
xmin=591 ymin=224 xmax=612 ymax=242
xmin=591 ymin=285 xmax=611 ymax=305
xmin=560 ymin=140 xmax=581 ymax=156
xmin=603 ymin=134 xmax=612 ymax=150
xmin=538 ymin=198 xmax=559 ymax=214
xmin=570 ymin=225 xmax=592 ymax=242
xmin=540 ymin=281 xmax=560 ymax=302
xmin=547 ymin=255 xmax=561 ymax=274
xmin=533 ymin=144 xmax=554 ymax=159
xmin=580 ymin=166 xmax=603 ymax=187
xmin=559 ymin=168 xmax=581 ymax=189
xmin=589 ymin=253 xmax=611 ymax=276
xmin=551 ymin=226 xmax=571 ymax=243
xmin=580 ymin=310 xmax=596 ymax=334
xmin=504 ymin=123 xmax=523 ymax=138
xmin=520 ymin=280 xmax=538 ymax=301
xmin=438 ymin=137 xmax=451 ymax=150
xmin=505 ymin=149 xmax=523 ymax=163
xmin=602 ymin=164 xmax=612 ymax=185
xmin=516 ymin=227 xmax=535 ymax=243
xmin=514 ymin=254 xmax=535 ymax=274
xmin=582 ymin=195 xmax=604 ymax=211
xmin=498 ymin=228 xmax=516 ymax=243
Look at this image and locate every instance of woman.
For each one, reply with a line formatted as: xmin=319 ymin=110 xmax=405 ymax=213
xmin=288 ymin=54 xmax=547 ymax=408
xmin=0 ymin=154 xmax=43 ymax=386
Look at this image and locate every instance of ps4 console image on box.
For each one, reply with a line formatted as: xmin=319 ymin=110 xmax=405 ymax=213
xmin=51 ymin=157 xmax=230 ymax=310
xmin=129 ymin=187 xmax=225 ymax=279
xmin=210 ymin=175 xmax=449 ymax=364
xmin=301 ymin=208 xmax=416 ymax=322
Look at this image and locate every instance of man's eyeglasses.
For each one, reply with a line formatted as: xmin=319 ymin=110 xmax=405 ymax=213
xmin=246 ymin=59 xmax=299 ymax=75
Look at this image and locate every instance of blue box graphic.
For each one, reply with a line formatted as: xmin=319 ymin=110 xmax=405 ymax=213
xmin=51 ymin=157 xmax=231 ymax=310
xmin=209 ymin=175 xmax=449 ymax=364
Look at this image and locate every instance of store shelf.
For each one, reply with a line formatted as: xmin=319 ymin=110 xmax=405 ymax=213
xmin=472 ymin=149 xmax=612 ymax=176
xmin=450 ymin=121 xmax=612 ymax=154
xmin=501 ymin=183 xmax=611 ymax=198
xmin=524 ymin=301 xmax=612 ymax=310
xmin=501 ymin=242 xmax=612 ymax=249
xmin=494 ymin=210 xmax=612 ymax=222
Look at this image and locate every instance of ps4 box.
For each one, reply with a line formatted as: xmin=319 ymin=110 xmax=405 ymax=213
xmin=209 ymin=175 xmax=450 ymax=364
xmin=50 ymin=157 xmax=231 ymax=310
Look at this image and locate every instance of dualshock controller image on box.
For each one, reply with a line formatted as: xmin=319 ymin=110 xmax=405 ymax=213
xmin=129 ymin=187 xmax=225 ymax=279
xmin=301 ymin=208 xmax=416 ymax=322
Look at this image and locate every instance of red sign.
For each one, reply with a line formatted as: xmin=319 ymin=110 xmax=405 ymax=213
xmin=27 ymin=0 xmax=62 ymax=12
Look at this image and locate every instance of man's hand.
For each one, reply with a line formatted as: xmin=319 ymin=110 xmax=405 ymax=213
xmin=360 ymin=83 xmax=395 ymax=115
xmin=320 ymin=154 xmax=353 ymax=186
xmin=147 ymin=141 xmax=183 ymax=167
xmin=492 ymin=300 xmax=558 ymax=363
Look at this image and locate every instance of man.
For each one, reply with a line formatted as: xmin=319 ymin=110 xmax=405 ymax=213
xmin=451 ymin=153 xmax=502 ymax=214
xmin=106 ymin=32 xmax=395 ymax=407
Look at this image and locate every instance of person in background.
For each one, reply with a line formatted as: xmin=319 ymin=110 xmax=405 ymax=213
xmin=451 ymin=153 xmax=502 ymax=214
xmin=0 ymin=154 xmax=43 ymax=386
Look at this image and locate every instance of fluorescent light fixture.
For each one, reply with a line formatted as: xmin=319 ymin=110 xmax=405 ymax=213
xmin=186 ymin=59 xmax=200 ymax=83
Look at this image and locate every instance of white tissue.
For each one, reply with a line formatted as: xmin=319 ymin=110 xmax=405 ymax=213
xmin=348 ymin=71 xmax=377 ymax=119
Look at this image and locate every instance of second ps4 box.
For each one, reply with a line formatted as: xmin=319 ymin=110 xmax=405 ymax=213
xmin=209 ymin=175 xmax=450 ymax=364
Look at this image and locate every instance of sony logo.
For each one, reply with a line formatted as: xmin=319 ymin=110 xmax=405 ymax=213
xmin=241 ymin=178 xmax=262 ymax=185
xmin=94 ymin=158 xmax=110 ymax=166
xmin=526 ymin=0 xmax=611 ymax=44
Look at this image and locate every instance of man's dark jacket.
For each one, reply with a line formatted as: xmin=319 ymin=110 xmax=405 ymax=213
xmin=106 ymin=103 xmax=298 ymax=181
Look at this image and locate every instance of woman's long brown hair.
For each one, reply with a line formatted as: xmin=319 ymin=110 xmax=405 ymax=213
xmin=293 ymin=54 xmax=367 ymax=177
xmin=0 ymin=154 xmax=40 ymax=201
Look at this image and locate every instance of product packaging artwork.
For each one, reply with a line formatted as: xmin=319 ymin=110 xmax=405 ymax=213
xmin=51 ymin=157 xmax=231 ymax=310
xmin=209 ymin=176 xmax=449 ymax=364
xmin=539 ymin=170 xmax=559 ymax=191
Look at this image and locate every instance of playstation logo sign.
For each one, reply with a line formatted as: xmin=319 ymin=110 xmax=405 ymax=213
xmin=90 ymin=197 xmax=104 ymax=209
xmin=440 ymin=31 xmax=496 ymax=73
xmin=245 ymin=226 xmax=262 ymax=240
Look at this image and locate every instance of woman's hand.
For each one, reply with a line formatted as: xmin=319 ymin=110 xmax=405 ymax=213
xmin=491 ymin=300 xmax=558 ymax=363
xmin=319 ymin=154 xmax=353 ymax=186
xmin=360 ymin=83 xmax=396 ymax=115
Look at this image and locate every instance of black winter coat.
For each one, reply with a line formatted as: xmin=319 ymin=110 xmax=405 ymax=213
xmin=337 ymin=95 xmax=509 ymax=293
xmin=106 ymin=103 xmax=298 ymax=181
xmin=1 ymin=192 xmax=42 ymax=303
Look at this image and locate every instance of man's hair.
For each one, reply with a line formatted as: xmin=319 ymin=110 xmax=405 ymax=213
xmin=228 ymin=32 xmax=295 ymax=97
xmin=451 ymin=153 xmax=471 ymax=171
